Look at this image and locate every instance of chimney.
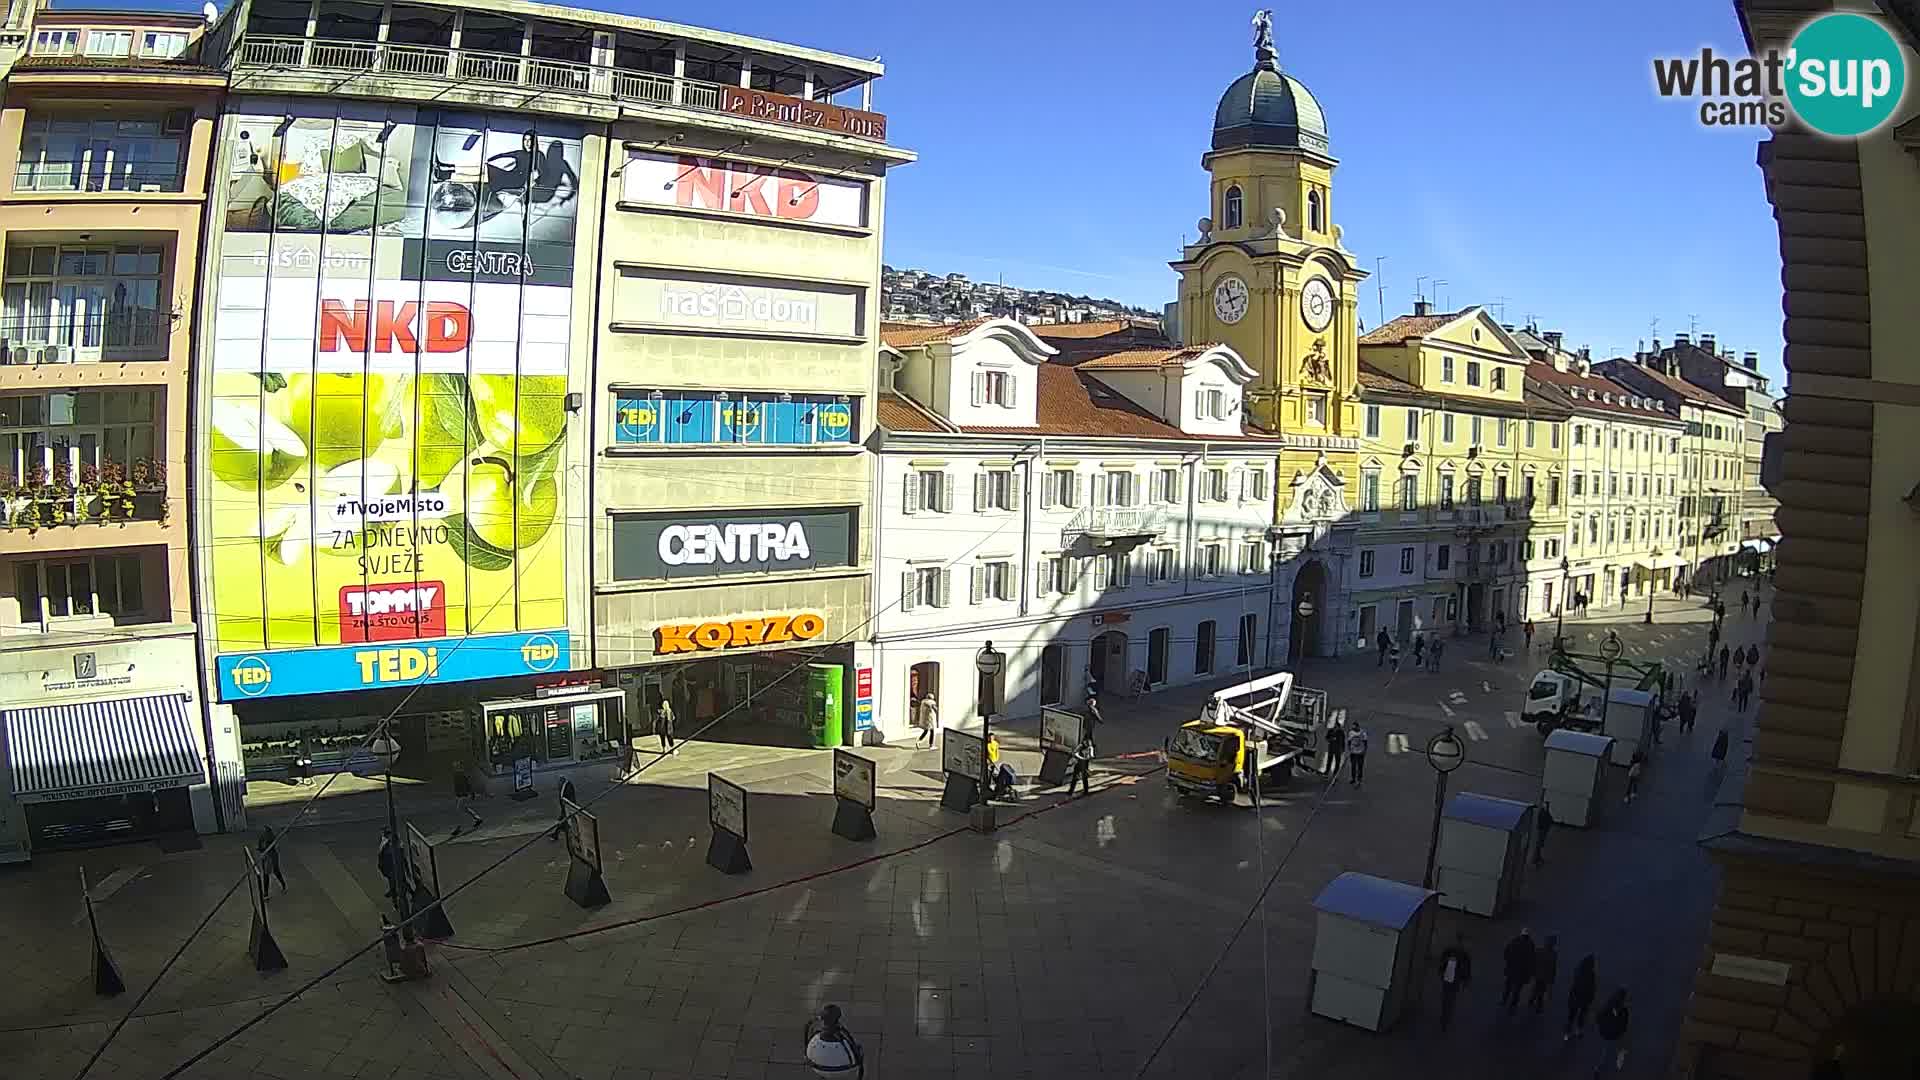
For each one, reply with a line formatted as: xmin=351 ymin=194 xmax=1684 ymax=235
xmin=1676 ymin=332 xmax=1691 ymax=347
xmin=1743 ymin=350 xmax=1759 ymax=367
xmin=1699 ymin=333 xmax=1716 ymax=354
xmin=1579 ymin=346 xmax=1591 ymax=362
xmin=1543 ymin=331 xmax=1563 ymax=351
xmin=1651 ymin=336 xmax=1662 ymax=351
xmin=1413 ymin=298 xmax=1432 ymax=317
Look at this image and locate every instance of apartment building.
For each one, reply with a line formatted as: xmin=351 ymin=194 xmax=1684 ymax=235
xmin=0 ymin=1 xmax=237 ymax=858
xmin=1353 ymin=304 xmax=1570 ymax=640
xmin=867 ymin=318 xmax=1279 ymax=736
xmin=1650 ymin=334 xmax=1782 ymax=552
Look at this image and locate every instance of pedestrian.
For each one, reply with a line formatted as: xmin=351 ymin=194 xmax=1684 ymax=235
xmin=1711 ymin=727 xmax=1730 ymax=766
xmin=1740 ymin=589 xmax=1749 ymax=618
xmin=1708 ymin=622 xmax=1721 ymax=654
xmin=1429 ymin=635 xmax=1445 ymax=673
xmin=549 ymin=777 xmax=577 ymax=842
xmin=1376 ymin=628 xmax=1392 ymax=668
xmin=1679 ymin=691 xmax=1697 ymax=734
xmin=1529 ymin=934 xmax=1560 ymax=1015
xmin=1322 ymin=716 xmax=1345 ymax=777
xmin=1067 ymin=732 xmax=1094 ymax=798
xmin=1736 ymin=671 xmax=1755 ymax=713
xmin=1624 ymin=751 xmax=1646 ymax=803
xmin=803 ymin=1004 xmax=865 ymax=1078
xmin=1524 ymin=619 xmax=1535 ymax=655
xmin=1717 ymin=644 xmax=1731 ymax=682
xmin=1501 ymin=928 xmax=1537 ymax=1015
xmin=377 ymin=826 xmax=402 ymax=901
xmin=1594 ymin=988 xmax=1631 ymax=1075
xmin=1412 ymin=633 xmax=1427 ymax=669
xmin=655 ymin=694 xmax=678 ymax=755
xmin=256 ymin=825 xmax=287 ymax=898
xmin=1389 ymin=642 xmax=1403 ymax=673
xmin=291 ymin=737 xmax=314 ymax=786
xmin=1084 ymin=692 xmax=1104 ymax=750
xmin=453 ymin=761 xmax=482 ymax=828
xmin=1436 ymin=934 xmax=1473 ymax=1032
xmin=1489 ymin=627 xmax=1504 ymax=662
xmin=1533 ymin=804 xmax=1553 ymax=866
xmin=1345 ymin=724 xmax=1369 ymax=786
xmin=914 ymin=692 xmax=939 ymax=749
xmin=1496 ymin=609 xmax=1508 ymax=637
xmin=1564 ymin=954 xmax=1598 ymax=1040
xmin=1746 ymin=643 xmax=1759 ymax=669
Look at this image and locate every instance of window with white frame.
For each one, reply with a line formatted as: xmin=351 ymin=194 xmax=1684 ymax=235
xmin=1360 ymin=469 xmax=1380 ymax=512
xmin=1466 ymin=475 xmax=1483 ymax=506
xmin=1436 ymin=544 xmax=1451 ymax=570
xmin=974 ymin=468 xmax=1019 ymax=512
xmin=142 ymin=30 xmax=189 ymax=57
xmin=1358 ymin=549 xmax=1376 ymax=578
xmin=1551 ymin=424 xmax=1562 ymax=449
xmin=1400 ymin=474 xmax=1419 ymax=511
xmin=1034 ymin=554 xmax=1069 ymax=597
xmin=1150 ymin=547 xmax=1176 ymax=582
xmin=1240 ymin=539 xmax=1267 ymax=574
xmin=0 ymin=389 xmax=159 ymax=486
xmin=1202 ymin=467 xmax=1228 ymax=502
xmin=1495 ymin=474 xmax=1509 ymax=503
xmin=1441 ymin=413 xmax=1455 ymax=442
xmin=1399 ymin=546 xmax=1415 ymax=574
xmin=1305 ymin=393 xmax=1328 ymax=426
xmin=15 ymin=553 xmax=144 ymax=623
xmin=971 ymin=560 xmax=1015 ymax=603
xmin=1525 ymin=419 xmax=1536 ymax=448
xmin=1548 ymin=476 xmax=1561 ymax=506
xmin=1041 ymin=467 xmax=1078 ymax=508
xmin=1496 ymin=419 xmax=1509 ymax=448
xmin=1100 ymin=551 xmax=1132 ymax=590
xmin=1525 ymin=539 xmax=1536 ymax=560
xmin=1471 ymin=415 xmax=1483 ymax=446
xmin=971 ymin=369 xmax=1014 ymax=408
xmin=902 ymin=565 xmax=950 ymax=611
xmin=1199 ymin=542 xmax=1225 ymax=577
xmin=83 ymin=30 xmax=132 ymax=56
xmin=1439 ymin=473 xmax=1455 ymax=509
xmin=1197 ymin=388 xmax=1227 ymax=420
xmin=903 ymin=468 xmax=951 ymax=514
xmin=1441 ymin=355 xmax=1455 ymax=382
xmin=1610 ymin=428 xmax=1619 ymax=449
xmin=1244 ymin=467 xmax=1267 ymax=502
xmin=33 ymin=29 xmax=78 ymax=55
xmin=1151 ymin=466 xmax=1180 ymax=504
xmin=4 ymin=243 xmax=170 ymax=348
xmin=1545 ymin=538 xmax=1560 ymax=558
xmin=1365 ymin=404 xmax=1381 ymax=438
xmin=1573 ymin=424 xmax=1586 ymax=446
xmin=1522 ymin=474 xmax=1535 ymax=505
xmin=1492 ymin=368 xmax=1506 ymax=391
xmin=1572 ymin=471 xmax=1585 ymax=497
xmin=1099 ymin=469 xmax=1135 ymax=507
xmin=1467 ymin=360 xmax=1482 ymax=387
xmin=1405 ymin=409 xmax=1420 ymax=442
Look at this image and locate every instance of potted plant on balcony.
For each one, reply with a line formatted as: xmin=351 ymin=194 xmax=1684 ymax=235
xmin=43 ymin=465 xmax=76 ymax=526
xmin=129 ymin=458 xmax=167 ymax=521
xmin=0 ymin=468 xmax=21 ymax=528
xmin=75 ymin=461 xmax=101 ymax=522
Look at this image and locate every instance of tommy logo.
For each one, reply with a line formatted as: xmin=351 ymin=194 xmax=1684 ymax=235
xmin=340 ymin=581 xmax=447 ymax=642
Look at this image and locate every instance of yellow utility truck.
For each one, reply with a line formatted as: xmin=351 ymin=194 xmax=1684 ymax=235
xmin=1165 ymin=672 xmax=1326 ymax=806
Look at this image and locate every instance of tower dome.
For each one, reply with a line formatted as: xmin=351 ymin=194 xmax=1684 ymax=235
xmin=1211 ymin=20 xmax=1328 ymax=156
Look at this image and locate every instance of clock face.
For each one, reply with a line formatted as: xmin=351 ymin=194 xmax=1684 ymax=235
xmin=1212 ymin=274 xmax=1249 ymax=325
xmin=1301 ymin=277 xmax=1335 ymax=332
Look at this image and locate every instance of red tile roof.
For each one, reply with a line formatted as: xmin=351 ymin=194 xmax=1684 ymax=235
xmin=1596 ymin=359 xmax=1744 ymax=415
xmin=1028 ymin=319 xmax=1143 ymax=340
xmin=1524 ymin=361 xmax=1682 ymax=423
xmin=1073 ymin=346 xmax=1212 ymax=371
xmin=1357 ymin=361 xmax=1572 ymax=418
xmin=1358 ymin=311 xmax=1468 ymax=346
xmin=878 ymin=366 xmax=1273 ymax=441
xmin=879 ymin=319 xmax=989 ymax=348
xmin=875 ymin=392 xmax=953 ymax=433
xmin=1357 ymin=361 xmax=1418 ymax=393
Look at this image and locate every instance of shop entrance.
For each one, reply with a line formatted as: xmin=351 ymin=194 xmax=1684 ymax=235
xmin=1090 ymin=630 xmax=1128 ymax=697
xmin=1147 ymin=628 xmax=1170 ymax=687
xmin=26 ymin=788 xmax=193 ymax=849
xmin=481 ymin=690 xmax=626 ymax=776
xmin=1039 ymin=645 xmax=1064 ymax=706
xmin=908 ymin=660 xmax=941 ymax=734
xmin=1466 ymin=583 xmax=1487 ymax=631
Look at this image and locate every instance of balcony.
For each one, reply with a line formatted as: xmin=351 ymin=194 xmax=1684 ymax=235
xmin=0 ymin=310 xmax=173 ymax=364
xmin=230 ymin=36 xmax=888 ymax=143
xmin=12 ymin=159 xmax=184 ymax=196
xmin=1063 ymin=505 xmax=1169 ymax=546
xmin=1 ymin=460 xmax=168 ymax=531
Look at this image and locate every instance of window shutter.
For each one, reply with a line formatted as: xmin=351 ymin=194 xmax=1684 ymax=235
xmin=973 ymin=473 xmax=987 ymax=513
xmin=937 ymin=568 xmax=951 ymax=607
xmin=1234 ymin=468 xmax=1246 ymax=504
xmin=1040 ymin=470 xmax=1055 ymax=508
xmin=900 ymin=570 xmax=917 ymax=613
xmin=971 ymin=372 xmax=985 ymax=407
xmin=1091 ymin=474 xmax=1105 ymax=508
xmin=903 ymin=472 xmax=920 ymax=515
xmin=1194 ymin=389 xmax=1206 ymax=419
xmin=1149 ymin=470 xmax=1162 ymax=504
xmin=1006 ymin=376 xmax=1017 ymax=408
xmin=1173 ymin=470 xmax=1184 ymax=503
xmin=971 ymin=564 xmax=986 ymax=604
xmin=1071 ymin=472 xmax=1081 ymax=507
xmin=942 ymin=472 xmax=955 ymax=513
xmin=1035 ymin=559 xmax=1049 ymax=597
xmin=1008 ymin=473 xmax=1022 ymax=511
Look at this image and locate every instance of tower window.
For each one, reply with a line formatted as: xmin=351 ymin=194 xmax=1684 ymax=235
xmin=1308 ymin=190 xmax=1323 ymax=232
xmin=1223 ymin=185 xmax=1243 ymax=229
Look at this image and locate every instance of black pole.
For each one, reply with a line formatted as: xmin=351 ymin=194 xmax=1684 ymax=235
xmin=385 ymin=741 xmax=410 ymax=924
xmin=1422 ymin=766 xmax=1448 ymax=889
xmin=1600 ymin=660 xmax=1615 ymax=737
xmin=1556 ymin=562 xmax=1569 ymax=647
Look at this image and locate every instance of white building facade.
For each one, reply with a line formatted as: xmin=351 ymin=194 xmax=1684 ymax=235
xmin=866 ymin=319 xmax=1280 ymax=739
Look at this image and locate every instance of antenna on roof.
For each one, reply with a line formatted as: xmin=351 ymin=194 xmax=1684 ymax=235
xmin=1492 ymin=295 xmax=1509 ymax=323
xmin=203 ymin=0 xmax=218 ymax=22
xmin=1687 ymin=313 xmax=1699 ymax=338
xmin=1374 ymin=256 xmax=1387 ymax=327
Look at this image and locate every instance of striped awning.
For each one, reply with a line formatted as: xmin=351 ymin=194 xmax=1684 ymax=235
xmin=4 ymin=694 xmax=202 ymax=803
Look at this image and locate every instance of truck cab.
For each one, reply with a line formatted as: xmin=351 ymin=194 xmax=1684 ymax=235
xmin=1524 ymin=670 xmax=1587 ymax=734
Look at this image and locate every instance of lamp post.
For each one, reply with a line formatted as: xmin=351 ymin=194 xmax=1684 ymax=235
xmin=1555 ymin=556 xmax=1571 ymax=652
xmin=1644 ymin=549 xmax=1663 ymax=624
xmin=975 ymin=641 xmax=1005 ymax=806
xmin=1296 ymin=594 xmax=1315 ymax=661
xmin=368 ymin=728 xmax=410 ymax=923
xmin=1597 ymin=630 xmax=1624 ymax=738
xmin=1421 ymin=726 xmax=1466 ymax=889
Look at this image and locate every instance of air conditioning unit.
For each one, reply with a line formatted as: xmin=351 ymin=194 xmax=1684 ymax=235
xmin=162 ymin=108 xmax=191 ymax=135
xmin=1467 ymin=444 xmax=1482 ymax=457
xmin=42 ymin=345 xmax=70 ymax=364
xmin=5 ymin=347 xmax=25 ymax=366
xmin=1403 ymin=440 xmax=1421 ymax=454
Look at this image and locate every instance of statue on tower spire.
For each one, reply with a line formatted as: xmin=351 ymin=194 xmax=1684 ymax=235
xmin=1251 ymin=9 xmax=1278 ymax=68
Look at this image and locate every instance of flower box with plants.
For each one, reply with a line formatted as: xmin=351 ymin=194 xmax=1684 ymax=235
xmin=1 ymin=458 xmax=168 ymax=529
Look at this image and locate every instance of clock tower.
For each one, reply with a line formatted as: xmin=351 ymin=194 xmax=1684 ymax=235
xmin=1171 ymin=11 xmax=1367 ymax=663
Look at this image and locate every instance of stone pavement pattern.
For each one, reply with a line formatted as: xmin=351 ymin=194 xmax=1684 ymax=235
xmin=0 ymin=589 xmax=1766 ymax=1079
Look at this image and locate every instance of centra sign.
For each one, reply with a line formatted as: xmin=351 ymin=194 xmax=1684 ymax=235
xmin=655 ymin=612 xmax=827 ymax=655
xmin=660 ymin=521 xmax=810 ymax=567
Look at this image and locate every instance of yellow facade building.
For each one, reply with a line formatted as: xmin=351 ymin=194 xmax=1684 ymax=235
xmin=1170 ymin=18 xmax=1369 ymax=662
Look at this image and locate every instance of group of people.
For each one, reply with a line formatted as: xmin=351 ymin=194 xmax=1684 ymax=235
xmin=1320 ymin=716 xmax=1370 ymax=786
xmin=1375 ymin=628 xmax=1447 ymax=674
xmin=1437 ymin=930 xmax=1633 ymax=1073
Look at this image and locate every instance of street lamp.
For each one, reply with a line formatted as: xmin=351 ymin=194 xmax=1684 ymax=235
xmin=1597 ymin=630 xmax=1624 ymax=738
xmin=1644 ymin=550 xmax=1664 ymax=624
xmin=1421 ymin=726 xmax=1467 ymax=889
xmin=1555 ymin=556 xmax=1571 ymax=652
xmin=975 ymin=642 xmax=1005 ymax=806
xmin=368 ymin=728 xmax=410 ymax=923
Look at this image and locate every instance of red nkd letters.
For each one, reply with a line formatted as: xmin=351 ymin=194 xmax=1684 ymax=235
xmin=319 ymin=300 xmax=471 ymax=354
xmin=674 ymin=156 xmax=822 ymax=221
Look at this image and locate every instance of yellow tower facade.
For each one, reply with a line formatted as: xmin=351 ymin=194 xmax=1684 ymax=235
xmin=1170 ymin=13 xmax=1368 ymax=662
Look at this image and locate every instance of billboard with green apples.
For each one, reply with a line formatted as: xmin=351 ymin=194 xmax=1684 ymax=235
xmin=204 ymin=102 xmax=583 ymax=700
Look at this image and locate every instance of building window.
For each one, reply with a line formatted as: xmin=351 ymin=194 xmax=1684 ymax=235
xmin=1200 ymin=543 xmax=1225 ymax=578
xmin=0 ymin=389 xmax=161 ymax=495
xmin=1466 ymin=476 xmax=1483 ymax=506
xmin=1400 ymin=475 xmax=1419 ymax=512
xmin=1202 ymin=468 xmax=1229 ymax=502
xmin=1307 ymin=190 xmax=1323 ymax=231
xmin=1042 ymin=467 xmax=1078 ymax=509
xmin=1521 ymin=474 xmax=1535 ymax=505
xmin=1441 ymin=356 xmax=1455 ymax=383
xmin=142 ymin=31 xmax=189 ymax=57
xmin=1035 ymin=555 xmax=1067 ymax=597
xmin=1439 ymin=474 xmax=1455 ymax=509
xmin=1572 ymin=472 xmax=1584 ymax=497
xmin=1471 ymin=416 xmax=1483 ymax=446
xmin=1223 ymin=185 xmax=1244 ymax=229
xmin=1399 ymin=546 xmax=1415 ymax=574
xmin=1365 ymin=404 xmax=1381 ymax=438
xmin=1548 ymin=476 xmax=1561 ymax=507
xmin=1589 ymin=517 xmax=1600 ymax=544
xmin=1524 ymin=540 xmax=1536 ymax=561
xmin=1610 ymin=429 xmax=1619 ymax=449
xmin=1241 ymin=540 xmax=1267 ymax=575
xmin=1573 ymin=425 xmax=1585 ymax=446
xmin=1441 ymin=413 xmax=1455 ymax=442
xmin=1245 ymin=468 xmax=1267 ymax=502
xmin=1305 ymin=392 xmax=1328 ymax=426
xmin=1195 ymin=620 xmax=1216 ymax=675
xmin=1546 ymin=538 xmax=1560 ymax=558
xmin=972 ymin=369 xmax=1014 ymax=408
xmin=971 ymin=560 xmax=1015 ymax=603
xmin=32 ymin=29 xmax=78 ymax=55
xmin=1359 ymin=550 xmax=1376 ymax=578
xmin=1495 ymin=474 xmax=1509 ymax=503
xmin=903 ymin=566 xmax=951 ymax=611
xmin=1492 ymin=368 xmax=1506 ymax=391
xmin=1236 ymin=613 xmax=1258 ymax=667
xmin=1360 ymin=469 xmax=1380 ymax=512
xmin=1526 ymin=420 xmax=1536 ymax=448
xmin=1151 ymin=547 xmax=1176 ymax=583
xmin=1196 ymin=388 xmax=1228 ymax=420
xmin=83 ymin=30 xmax=133 ymax=56
xmin=1436 ymin=544 xmax=1451 ymax=571
xmin=1608 ymin=473 xmax=1618 ymax=496
xmin=1467 ymin=360 xmax=1483 ymax=387
xmin=4 ymin=243 xmax=170 ymax=352
xmin=974 ymin=469 xmax=1019 ymax=512
xmin=1405 ymin=409 xmax=1420 ymax=442
xmin=1496 ymin=420 xmax=1509 ymax=448
xmin=1608 ymin=518 xmax=1618 ymax=544
xmin=1100 ymin=469 xmax=1136 ymax=507
xmin=15 ymin=553 xmax=144 ymax=623
xmin=1552 ymin=424 xmax=1562 ymax=449
xmin=905 ymin=469 xmax=951 ymax=514
xmin=1150 ymin=466 xmax=1180 ymax=505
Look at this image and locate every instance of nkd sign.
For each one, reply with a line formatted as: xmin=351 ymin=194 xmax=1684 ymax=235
xmin=612 ymin=507 xmax=855 ymax=581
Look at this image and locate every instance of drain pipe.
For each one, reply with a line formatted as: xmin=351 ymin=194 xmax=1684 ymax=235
xmin=1019 ymin=438 xmax=1042 ymax=618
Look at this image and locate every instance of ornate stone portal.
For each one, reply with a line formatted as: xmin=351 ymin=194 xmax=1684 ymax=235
xmin=1268 ymin=453 xmax=1359 ymax=665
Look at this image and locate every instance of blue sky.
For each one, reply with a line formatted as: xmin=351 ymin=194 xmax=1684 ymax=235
xmin=602 ymin=0 xmax=1787 ymax=384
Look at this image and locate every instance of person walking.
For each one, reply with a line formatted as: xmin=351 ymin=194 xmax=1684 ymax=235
xmin=1708 ymin=622 xmax=1721 ymax=655
xmin=1322 ymin=716 xmax=1345 ymax=777
xmin=1528 ymin=934 xmax=1560 ymax=1016
xmin=1624 ymin=751 xmax=1646 ymax=803
xmin=1735 ymin=671 xmax=1756 ymax=713
xmin=1489 ymin=626 xmax=1505 ymax=662
xmin=655 ymin=694 xmax=678 ymax=755
xmin=1501 ymin=928 xmax=1537 ymax=1016
xmin=1083 ymin=692 xmax=1105 ymax=753
xmin=1376 ymin=628 xmax=1393 ymax=668
xmin=803 ymin=1004 xmax=865 ymax=1078
xmin=1564 ymin=954 xmax=1598 ymax=1040
xmin=1746 ymin=643 xmax=1760 ymax=670
xmin=1345 ymin=724 xmax=1370 ymax=787
xmin=1412 ymin=633 xmax=1427 ymax=670
xmin=1533 ymin=804 xmax=1553 ymax=867
xmin=453 ymin=762 xmax=482 ymax=829
xmin=1740 ymin=589 xmax=1750 ymax=619
xmin=1436 ymin=934 xmax=1473 ymax=1032
xmin=914 ymin=692 xmax=939 ymax=749
xmin=1389 ymin=640 xmax=1403 ymax=674
xmin=1593 ymin=988 xmax=1631 ymax=1076
xmin=1711 ymin=726 xmax=1731 ymax=767
xmin=1523 ymin=619 xmax=1536 ymax=656
xmin=1429 ymin=635 xmax=1446 ymax=673
xmin=1679 ymin=691 xmax=1697 ymax=735
xmin=1717 ymin=644 xmax=1731 ymax=682
xmin=549 ymin=777 xmax=577 ymax=842
xmin=256 ymin=826 xmax=287 ymax=899
xmin=1067 ymin=732 xmax=1094 ymax=798
xmin=377 ymin=826 xmax=403 ymax=902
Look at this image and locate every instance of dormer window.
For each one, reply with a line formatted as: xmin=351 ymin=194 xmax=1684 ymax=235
xmin=972 ymin=369 xmax=1014 ymax=408
xmin=1307 ymin=190 xmax=1323 ymax=232
xmin=1197 ymin=388 xmax=1227 ymax=420
xmin=1223 ymin=185 xmax=1244 ymax=230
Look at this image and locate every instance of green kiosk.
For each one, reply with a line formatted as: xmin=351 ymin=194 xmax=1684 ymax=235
xmin=807 ymin=664 xmax=844 ymax=749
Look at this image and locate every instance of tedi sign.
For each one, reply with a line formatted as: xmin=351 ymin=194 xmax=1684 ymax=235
xmin=613 ymin=507 xmax=855 ymax=581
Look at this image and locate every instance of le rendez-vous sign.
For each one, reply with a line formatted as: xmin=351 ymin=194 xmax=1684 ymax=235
xmin=718 ymin=86 xmax=888 ymax=143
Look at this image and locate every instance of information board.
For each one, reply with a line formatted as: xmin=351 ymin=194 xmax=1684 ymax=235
xmin=708 ymin=773 xmax=747 ymax=839
xmin=1041 ymin=707 xmax=1084 ymax=753
xmin=561 ymin=797 xmax=601 ymax=873
xmin=832 ymin=749 xmax=876 ymax=809
xmin=942 ymin=728 xmax=986 ymax=783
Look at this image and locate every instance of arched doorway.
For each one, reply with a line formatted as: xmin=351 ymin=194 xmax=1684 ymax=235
xmin=1090 ymin=630 xmax=1128 ymax=698
xmin=1289 ymin=560 xmax=1327 ymax=663
xmin=1808 ymin=999 xmax=1920 ymax=1079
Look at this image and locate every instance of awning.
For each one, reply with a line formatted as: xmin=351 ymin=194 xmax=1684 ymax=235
xmin=4 ymin=693 xmax=202 ymax=803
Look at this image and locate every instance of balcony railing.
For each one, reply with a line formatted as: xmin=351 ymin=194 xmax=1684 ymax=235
xmin=1064 ymin=505 xmax=1169 ymax=544
xmin=232 ymin=35 xmax=876 ymax=140
xmin=0 ymin=310 xmax=173 ymax=363
xmin=12 ymin=158 xmax=185 ymax=195
xmin=1 ymin=461 xmax=169 ymax=530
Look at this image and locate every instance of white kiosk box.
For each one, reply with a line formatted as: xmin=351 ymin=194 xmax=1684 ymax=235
xmin=1542 ymin=729 xmax=1614 ymax=827
xmin=1309 ymin=872 xmax=1438 ymax=1032
xmin=1435 ymin=793 xmax=1537 ymax=918
xmin=1603 ymin=687 xmax=1658 ymax=765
